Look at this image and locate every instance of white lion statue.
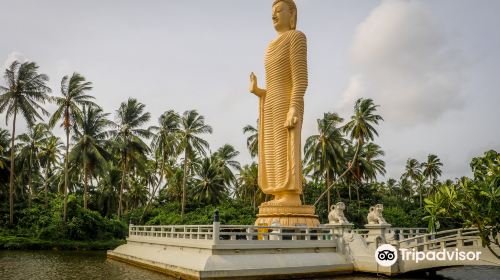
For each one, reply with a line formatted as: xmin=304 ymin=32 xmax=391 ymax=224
xmin=328 ymin=202 xmax=349 ymax=224
xmin=367 ymin=204 xmax=387 ymax=224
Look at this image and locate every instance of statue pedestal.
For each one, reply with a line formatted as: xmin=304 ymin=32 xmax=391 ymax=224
xmin=255 ymin=205 xmax=320 ymax=227
xmin=364 ymin=223 xmax=392 ymax=248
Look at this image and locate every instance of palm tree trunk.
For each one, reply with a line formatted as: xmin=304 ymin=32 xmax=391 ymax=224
xmin=428 ymin=177 xmax=433 ymax=196
xmin=28 ymin=164 xmax=32 ymax=209
xmin=118 ymin=156 xmax=128 ymax=219
xmin=83 ymin=163 xmax=88 ymax=209
xmin=335 ymin=177 xmax=341 ymax=201
xmin=348 ymin=185 xmax=352 ymax=201
xmin=253 ymin=188 xmax=256 ymax=212
xmin=252 ymin=190 xmax=256 ymax=212
xmin=44 ymin=165 xmax=50 ymax=209
xmin=28 ymin=149 xmax=34 ymax=209
xmin=326 ymin=170 xmax=331 ymax=211
xmin=63 ymin=129 xmax=69 ymax=223
xmin=356 ymin=185 xmax=360 ymax=210
xmin=314 ymin=140 xmax=361 ymax=207
xmin=181 ymin=149 xmax=188 ymax=219
xmin=8 ymin=111 xmax=17 ymax=224
xmin=140 ymin=155 xmax=165 ymax=223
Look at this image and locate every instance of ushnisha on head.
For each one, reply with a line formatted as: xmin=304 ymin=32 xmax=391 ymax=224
xmin=272 ymin=0 xmax=297 ymax=32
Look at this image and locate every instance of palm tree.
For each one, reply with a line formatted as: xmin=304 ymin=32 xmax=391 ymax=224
xmin=126 ymin=159 xmax=157 ymax=213
xmin=192 ymin=157 xmax=227 ymax=205
xmin=109 ymin=98 xmax=151 ymax=219
xmin=236 ymin=163 xmax=261 ymax=211
xmin=135 ymin=159 xmax=159 ymax=208
xmin=96 ymin=164 xmax=121 ymax=218
xmin=49 ymin=72 xmax=94 ymax=221
xmin=386 ymin=178 xmax=397 ymax=196
xmin=0 ymin=129 xmax=9 ymax=201
xmin=415 ymin=173 xmax=427 ymax=208
xmin=358 ymin=142 xmax=386 ymax=182
xmin=177 ymin=110 xmax=212 ymax=218
xmin=16 ymin=123 xmax=51 ymax=207
xmin=162 ymin=166 xmax=184 ymax=203
xmin=403 ymin=158 xmax=422 ymax=200
xmin=0 ymin=61 xmax=51 ymax=224
xmin=342 ymin=98 xmax=383 ymax=209
xmin=140 ymin=110 xmax=180 ymax=219
xmin=314 ymin=98 xmax=383 ymax=207
xmin=343 ymin=98 xmax=383 ymax=159
xmin=71 ymin=105 xmax=111 ymax=209
xmin=243 ymin=123 xmax=258 ymax=158
xmin=213 ymin=144 xmax=241 ymax=188
xmin=345 ymin=141 xmax=386 ymax=208
xmin=0 ymin=128 xmax=10 ymax=170
xmin=151 ymin=110 xmax=180 ymax=183
xmin=39 ymin=135 xmax=63 ymax=208
xmin=397 ymin=176 xmax=412 ymax=201
xmin=304 ymin=112 xmax=345 ymax=210
xmin=422 ymin=154 xmax=443 ymax=194
xmin=127 ymin=177 xmax=149 ymax=210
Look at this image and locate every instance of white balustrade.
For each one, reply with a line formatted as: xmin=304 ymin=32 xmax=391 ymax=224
xmin=128 ymin=224 xmax=335 ymax=243
xmin=398 ymin=228 xmax=482 ymax=251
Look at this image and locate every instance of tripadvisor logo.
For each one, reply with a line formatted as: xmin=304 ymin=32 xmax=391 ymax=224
xmin=375 ymin=244 xmax=398 ymax=267
xmin=375 ymin=244 xmax=483 ymax=267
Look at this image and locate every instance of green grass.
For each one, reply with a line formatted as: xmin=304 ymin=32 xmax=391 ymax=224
xmin=0 ymin=236 xmax=125 ymax=250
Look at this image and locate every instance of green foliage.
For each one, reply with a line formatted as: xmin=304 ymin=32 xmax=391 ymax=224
xmin=144 ymin=201 xmax=255 ymax=226
xmin=66 ymin=195 xmax=127 ymax=240
xmin=0 ymin=194 xmax=127 ymax=245
xmin=344 ymin=202 xmax=369 ymax=228
xmin=383 ymin=206 xmax=426 ymax=228
xmin=0 ymin=236 xmax=125 ymax=250
xmin=424 ymin=150 xmax=499 ymax=257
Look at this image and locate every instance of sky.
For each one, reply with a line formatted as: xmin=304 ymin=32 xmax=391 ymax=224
xmin=1 ymin=0 xmax=499 ymax=181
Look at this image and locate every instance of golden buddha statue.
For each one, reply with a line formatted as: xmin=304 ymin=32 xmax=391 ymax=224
xmin=250 ymin=0 xmax=319 ymax=226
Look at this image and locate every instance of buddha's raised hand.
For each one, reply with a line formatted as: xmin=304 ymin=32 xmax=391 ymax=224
xmin=249 ymin=72 xmax=258 ymax=92
xmin=249 ymin=72 xmax=266 ymax=97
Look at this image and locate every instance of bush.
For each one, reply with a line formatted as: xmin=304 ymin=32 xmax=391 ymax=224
xmin=66 ymin=195 xmax=127 ymax=240
xmin=145 ymin=201 xmax=255 ymax=225
xmin=344 ymin=202 xmax=369 ymax=228
xmin=1 ymin=194 xmax=127 ymax=242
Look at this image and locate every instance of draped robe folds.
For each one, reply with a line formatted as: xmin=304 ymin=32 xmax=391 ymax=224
xmin=258 ymin=30 xmax=308 ymax=195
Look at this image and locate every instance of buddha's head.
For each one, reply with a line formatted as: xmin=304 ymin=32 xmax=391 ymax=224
xmin=272 ymin=0 xmax=297 ymax=32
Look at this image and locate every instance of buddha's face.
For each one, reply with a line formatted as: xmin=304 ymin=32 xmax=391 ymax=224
xmin=272 ymin=2 xmax=292 ymax=32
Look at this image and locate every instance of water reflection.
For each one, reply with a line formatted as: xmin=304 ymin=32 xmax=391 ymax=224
xmin=0 ymin=250 xmax=170 ymax=280
xmin=0 ymin=250 xmax=498 ymax=280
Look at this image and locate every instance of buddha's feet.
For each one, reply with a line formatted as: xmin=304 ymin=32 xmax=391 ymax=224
xmin=261 ymin=193 xmax=301 ymax=206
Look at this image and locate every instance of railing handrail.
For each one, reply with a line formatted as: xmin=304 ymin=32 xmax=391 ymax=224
xmin=131 ymin=224 xmax=332 ymax=229
xmin=398 ymin=228 xmax=480 ymax=244
xmin=128 ymin=223 xmax=337 ymax=242
xmin=130 ymin=225 xmax=214 ymax=228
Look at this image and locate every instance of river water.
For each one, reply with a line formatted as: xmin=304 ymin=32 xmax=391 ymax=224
xmin=0 ymin=250 xmax=499 ymax=280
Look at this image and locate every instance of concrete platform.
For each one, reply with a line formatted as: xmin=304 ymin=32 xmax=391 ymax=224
xmin=108 ymin=224 xmax=500 ymax=279
xmin=107 ymin=224 xmax=353 ymax=279
xmin=108 ymin=236 xmax=353 ymax=279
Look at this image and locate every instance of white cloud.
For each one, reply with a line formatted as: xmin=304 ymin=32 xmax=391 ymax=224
xmin=2 ymin=51 xmax=27 ymax=70
xmin=339 ymin=0 xmax=464 ymax=127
